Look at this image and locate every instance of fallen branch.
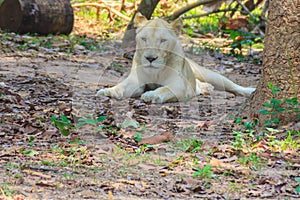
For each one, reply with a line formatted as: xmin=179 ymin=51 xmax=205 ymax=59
xmin=182 ymin=8 xmax=237 ymax=19
xmin=72 ymin=3 xmax=131 ymax=21
xmin=168 ymin=0 xmax=219 ymax=20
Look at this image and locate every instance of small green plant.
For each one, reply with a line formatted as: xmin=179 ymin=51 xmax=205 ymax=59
xmin=28 ymin=136 xmax=35 ymax=146
xmin=51 ymin=114 xmax=74 ymax=136
xmin=133 ymin=132 xmax=143 ymax=142
xmin=133 ymin=125 xmax=147 ymax=142
xmin=135 ymin=144 xmax=153 ymax=154
xmin=295 ymin=177 xmax=300 ymax=194
xmin=281 ymin=130 xmax=300 ymax=150
xmin=119 ymin=119 xmax=148 ymax=143
xmin=41 ymin=161 xmax=55 ymax=166
xmin=238 ymin=152 xmax=264 ymax=170
xmin=14 ymin=173 xmax=23 ymax=179
xmin=77 ymin=114 xmax=118 ymax=137
xmin=51 ymin=144 xmax=64 ymax=154
xmin=76 ymin=114 xmax=107 ymax=131
xmin=259 ymin=82 xmax=299 ymax=127
xmin=186 ymin=139 xmax=202 ymax=153
xmin=23 ymin=149 xmax=39 ymax=156
xmin=193 ymin=164 xmax=213 ymax=179
xmin=5 ymin=163 xmax=19 ymax=169
xmin=235 ymin=117 xmax=256 ymax=134
xmin=62 ymin=172 xmax=76 ymax=180
xmin=59 ymin=161 xmax=69 ymax=167
xmin=231 ymin=131 xmax=246 ymax=149
xmin=174 ymin=137 xmax=203 ymax=153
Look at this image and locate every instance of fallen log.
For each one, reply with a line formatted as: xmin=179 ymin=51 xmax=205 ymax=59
xmin=0 ymin=0 xmax=74 ymax=35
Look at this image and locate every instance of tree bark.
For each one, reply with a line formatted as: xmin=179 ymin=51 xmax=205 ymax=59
xmin=242 ymin=0 xmax=300 ymax=125
xmin=122 ymin=0 xmax=160 ymax=48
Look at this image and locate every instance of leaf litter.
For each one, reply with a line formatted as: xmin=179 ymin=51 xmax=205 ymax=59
xmin=0 ymin=27 xmax=299 ymax=200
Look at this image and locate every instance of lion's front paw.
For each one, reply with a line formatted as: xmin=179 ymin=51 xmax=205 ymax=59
xmin=141 ymin=91 xmax=165 ymax=103
xmin=96 ymin=88 xmax=122 ymax=99
xmin=96 ymin=89 xmax=107 ymax=96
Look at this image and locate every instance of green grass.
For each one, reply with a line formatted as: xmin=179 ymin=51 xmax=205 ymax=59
xmin=0 ymin=32 xmax=107 ymax=53
xmin=0 ymin=183 xmax=14 ymax=196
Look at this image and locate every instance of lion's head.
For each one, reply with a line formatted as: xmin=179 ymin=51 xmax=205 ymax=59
xmin=133 ymin=13 xmax=184 ymax=73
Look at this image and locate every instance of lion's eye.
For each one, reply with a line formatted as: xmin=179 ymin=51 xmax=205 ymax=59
xmin=141 ymin=37 xmax=147 ymax=42
xmin=160 ymin=39 xmax=167 ymax=43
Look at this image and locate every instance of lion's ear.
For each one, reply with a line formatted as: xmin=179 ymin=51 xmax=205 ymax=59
xmin=134 ymin=12 xmax=148 ymax=28
xmin=171 ymin=18 xmax=183 ymax=35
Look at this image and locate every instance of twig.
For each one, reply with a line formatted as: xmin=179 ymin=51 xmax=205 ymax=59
xmin=72 ymin=3 xmax=131 ymax=21
xmin=168 ymin=0 xmax=219 ymax=20
xmin=236 ymin=0 xmax=256 ymax=21
xmin=0 ymin=188 xmax=7 ymax=198
xmin=252 ymin=23 xmax=265 ymax=37
xmin=182 ymin=8 xmax=237 ymax=19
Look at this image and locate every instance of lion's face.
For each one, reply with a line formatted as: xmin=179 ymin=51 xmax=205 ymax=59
xmin=134 ymin=14 xmax=183 ymax=73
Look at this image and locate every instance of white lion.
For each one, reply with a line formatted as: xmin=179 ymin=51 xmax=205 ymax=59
xmin=96 ymin=13 xmax=255 ymax=103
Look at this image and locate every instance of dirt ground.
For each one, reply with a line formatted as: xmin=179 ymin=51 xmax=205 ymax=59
xmin=1 ymin=28 xmax=299 ymax=199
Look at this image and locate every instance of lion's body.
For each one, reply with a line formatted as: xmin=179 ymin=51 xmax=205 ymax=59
xmin=96 ymin=13 xmax=256 ymax=103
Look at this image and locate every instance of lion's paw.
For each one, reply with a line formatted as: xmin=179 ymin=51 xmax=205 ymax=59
xmin=96 ymin=89 xmax=107 ymax=96
xmin=203 ymin=83 xmax=214 ymax=94
xmin=236 ymin=87 xmax=256 ymax=97
xmin=96 ymin=88 xmax=121 ymax=99
xmin=141 ymin=91 xmax=165 ymax=104
xmin=196 ymin=81 xmax=214 ymax=95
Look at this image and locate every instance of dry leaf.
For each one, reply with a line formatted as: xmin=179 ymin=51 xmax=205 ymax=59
xmin=139 ymin=131 xmax=174 ymax=145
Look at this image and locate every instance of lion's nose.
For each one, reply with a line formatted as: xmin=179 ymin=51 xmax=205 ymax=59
xmin=145 ymin=55 xmax=158 ymax=63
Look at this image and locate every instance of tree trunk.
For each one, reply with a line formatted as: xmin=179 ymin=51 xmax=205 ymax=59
xmin=0 ymin=0 xmax=74 ymax=35
xmin=122 ymin=0 xmax=160 ymax=48
xmin=243 ymin=0 xmax=300 ymax=126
